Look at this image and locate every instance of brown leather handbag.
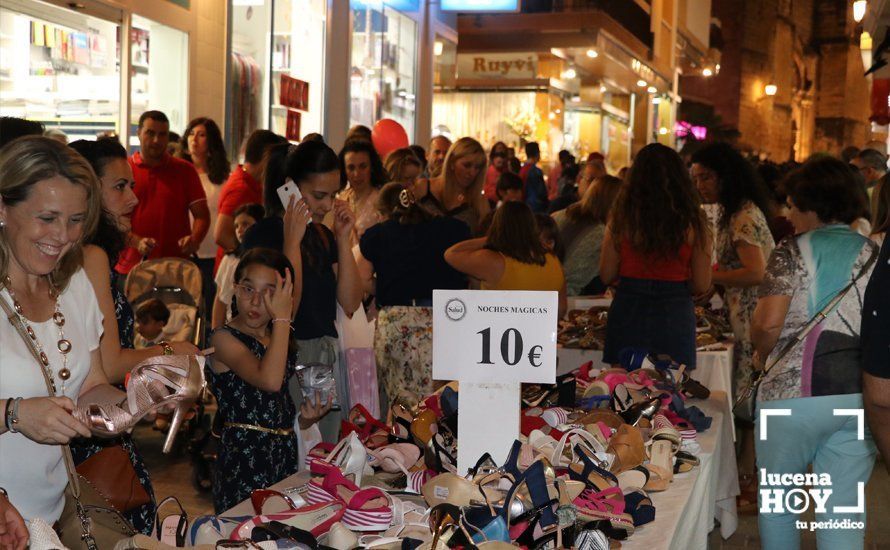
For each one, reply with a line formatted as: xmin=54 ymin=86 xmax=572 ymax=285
xmin=75 ymin=443 xmax=151 ymax=513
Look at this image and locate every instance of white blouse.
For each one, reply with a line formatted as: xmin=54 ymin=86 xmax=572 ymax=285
xmin=196 ymin=172 xmax=222 ymax=259
xmin=0 ymin=268 xmax=103 ymax=523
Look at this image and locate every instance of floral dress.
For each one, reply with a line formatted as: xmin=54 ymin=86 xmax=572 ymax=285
xmin=70 ymin=271 xmax=157 ymax=534
xmin=207 ymin=327 xmax=299 ymax=513
xmin=716 ymin=201 xmax=775 ymax=394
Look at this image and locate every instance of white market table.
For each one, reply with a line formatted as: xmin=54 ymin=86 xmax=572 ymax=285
xmin=222 ymin=395 xmax=739 ymax=549
xmin=622 ymin=392 xmax=740 ymax=549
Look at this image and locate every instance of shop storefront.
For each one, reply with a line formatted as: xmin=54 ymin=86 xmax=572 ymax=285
xmin=0 ymin=0 xmax=222 ymax=149
xmin=432 ymin=51 xmax=575 ymax=159
xmin=0 ymin=0 xmax=121 ymax=141
xmin=349 ymin=0 xmax=420 ymax=143
xmin=229 ymin=0 xmax=326 ymax=153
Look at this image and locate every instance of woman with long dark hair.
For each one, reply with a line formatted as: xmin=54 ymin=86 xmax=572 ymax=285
xmin=691 ymin=142 xmax=775 ymax=390
xmin=600 ymin=143 xmax=713 ymax=368
xmin=691 ymin=143 xmax=776 ymax=502
xmin=445 ymin=201 xmax=567 ymax=315
xmin=69 ymin=138 xmax=200 ymax=533
xmin=338 ymin=139 xmax=387 ymax=244
xmin=180 ymin=117 xmax=231 ymax=315
xmin=242 ymin=140 xmax=362 ymax=442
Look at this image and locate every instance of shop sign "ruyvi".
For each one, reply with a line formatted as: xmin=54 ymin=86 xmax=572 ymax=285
xmin=457 ymin=53 xmax=538 ymax=79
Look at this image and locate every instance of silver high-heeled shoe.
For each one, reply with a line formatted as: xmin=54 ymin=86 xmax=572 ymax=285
xmin=74 ymin=354 xmax=205 ymax=453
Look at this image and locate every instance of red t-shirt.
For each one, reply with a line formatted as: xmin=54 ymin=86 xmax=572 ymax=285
xmin=214 ymin=165 xmax=262 ymax=266
xmin=115 ymin=153 xmax=206 ymax=274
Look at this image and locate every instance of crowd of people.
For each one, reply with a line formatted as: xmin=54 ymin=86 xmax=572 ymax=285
xmin=0 ymin=110 xmax=888 ymax=550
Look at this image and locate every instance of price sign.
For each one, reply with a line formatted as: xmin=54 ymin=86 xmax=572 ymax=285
xmin=433 ymin=289 xmax=557 ymax=385
xmin=433 ymin=290 xmax=558 ymax=474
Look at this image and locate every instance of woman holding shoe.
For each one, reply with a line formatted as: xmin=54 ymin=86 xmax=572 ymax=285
xmin=0 ymin=136 xmax=121 ymax=525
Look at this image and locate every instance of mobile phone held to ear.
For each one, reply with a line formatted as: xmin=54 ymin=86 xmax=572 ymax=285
xmin=277 ymin=180 xmax=311 ymax=223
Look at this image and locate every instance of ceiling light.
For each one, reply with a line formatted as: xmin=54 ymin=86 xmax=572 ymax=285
xmin=658 ymin=127 xmax=669 ymax=135
xmin=563 ymin=68 xmax=577 ymax=79
xmin=548 ymin=112 xmax=556 ymax=120
xmin=764 ymin=84 xmax=778 ymax=96
xmin=715 ymin=64 xmax=721 ymax=72
xmin=571 ymin=95 xmax=581 ymax=103
xmin=853 ymin=0 xmax=867 ymax=23
xmin=647 ymin=86 xmax=657 ymax=93
xmin=702 ymin=68 xmax=713 ymax=77
xmin=600 ymin=85 xmax=607 ymax=93
xmin=637 ymin=80 xmax=648 ymax=88
xmin=434 ymin=41 xmax=444 ymax=57
xmin=652 ymin=97 xmax=662 ymax=104
xmin=586 ymin=49 xmax=598 ymax=58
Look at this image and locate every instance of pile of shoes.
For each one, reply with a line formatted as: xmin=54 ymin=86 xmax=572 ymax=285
xmin=557 ymin=307 xmax=609 ymax=350
xmin=117 ymin=357 xmax=712 ymax=549
xmin=694 ymin=306 xmax=732 ymax=348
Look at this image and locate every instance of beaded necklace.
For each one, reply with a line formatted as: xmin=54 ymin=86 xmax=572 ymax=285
xmin=3 ymin=276 xmax=72 ymax=396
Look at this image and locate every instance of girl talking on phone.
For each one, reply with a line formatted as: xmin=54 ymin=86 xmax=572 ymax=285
xmin=207 ymin=248 xmax=333 ymax=512
xmin=241 ymin=141 xmax=362 ymax=443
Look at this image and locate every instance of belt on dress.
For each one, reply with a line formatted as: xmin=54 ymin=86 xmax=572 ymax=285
xmin=223 ymin=422 xmax=294 ymax=435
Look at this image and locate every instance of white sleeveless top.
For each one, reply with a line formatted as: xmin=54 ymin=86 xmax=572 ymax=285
xmin=0 ymin=268 xmax=103 ymax=523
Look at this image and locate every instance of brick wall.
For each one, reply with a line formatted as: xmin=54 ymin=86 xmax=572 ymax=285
xmin=679 ymin=0 xmax=871 ymax=161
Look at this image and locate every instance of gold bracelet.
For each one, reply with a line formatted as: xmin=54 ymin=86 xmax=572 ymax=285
xmin=158 ymin=341 xmax=174 ymax=356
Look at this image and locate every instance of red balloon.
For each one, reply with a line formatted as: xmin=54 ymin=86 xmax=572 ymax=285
xmin=371 ymin=119 xmax=409 ymax=160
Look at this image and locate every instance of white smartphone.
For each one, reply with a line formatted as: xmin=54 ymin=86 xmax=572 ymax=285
xmin=276 ymin=180 xmax=311 ymax=223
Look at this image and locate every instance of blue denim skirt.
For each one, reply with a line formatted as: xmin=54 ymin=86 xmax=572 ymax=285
xmin=603 ymin=277 xmax=697 ymax=368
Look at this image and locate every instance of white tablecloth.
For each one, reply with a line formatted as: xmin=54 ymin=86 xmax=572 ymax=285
xmin=223 ymin=398 xmax=739 ymax=548
xmin=623 ymin=392 xmax=740 ymax=549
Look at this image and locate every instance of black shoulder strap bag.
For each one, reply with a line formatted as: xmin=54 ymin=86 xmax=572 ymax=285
xmin=733 ymin=243 xmax=879 ymax=423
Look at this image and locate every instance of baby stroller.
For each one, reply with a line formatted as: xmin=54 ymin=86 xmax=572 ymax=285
xmin=125 ymin=257 xmax=215 ymax=489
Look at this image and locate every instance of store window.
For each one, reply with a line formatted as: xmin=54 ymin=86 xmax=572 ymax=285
xmin=230 ymin=0 xmax=326 ymax=150
xmin=433 ymin=35 xmax=456 ymax=89
xmin=129 ymin=15 xmax=188 ymax=150
xmin=350 ymin=0 xmax=418 ymax=142
xmin=0 ymin=0 xmax=120 ymax=141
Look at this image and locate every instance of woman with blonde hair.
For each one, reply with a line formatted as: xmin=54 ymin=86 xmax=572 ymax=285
xmin=384 ymin=148 xmax=426 ymax=199
xmin=421 ymin=137 xmax=490 ymax=234
xmin=552 ymin=175 xmax=622 ymax=295
xmin=0 ymin=136 xmax=128 ymax=528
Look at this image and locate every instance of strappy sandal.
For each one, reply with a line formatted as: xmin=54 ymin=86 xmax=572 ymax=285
xmin=322 ymin=431 xmax=374 ymax=485
xmin=623 ymin=489 xmax=655 ymax=526
xmin=611 ymin=384 xmax=634 ymax=413
xmin=341 ymin=404 xmax=391 ymax=449
xmin=573 ymin=486 xmax=634 ymax=537
xmin=305 ymin=461 xmax=394 ymax=531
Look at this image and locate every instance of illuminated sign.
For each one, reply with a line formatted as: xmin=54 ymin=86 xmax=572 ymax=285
xmin=441 ymin=0 xmax=520 ymax=12
xmin=675 ymin=121 xmax=707 ymax=141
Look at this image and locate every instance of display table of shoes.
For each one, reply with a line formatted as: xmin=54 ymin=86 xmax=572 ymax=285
xmin=620 ymin=391 xmax=739 ymax=549
xmin=213 ymin=392 xmax=738 ymax=549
